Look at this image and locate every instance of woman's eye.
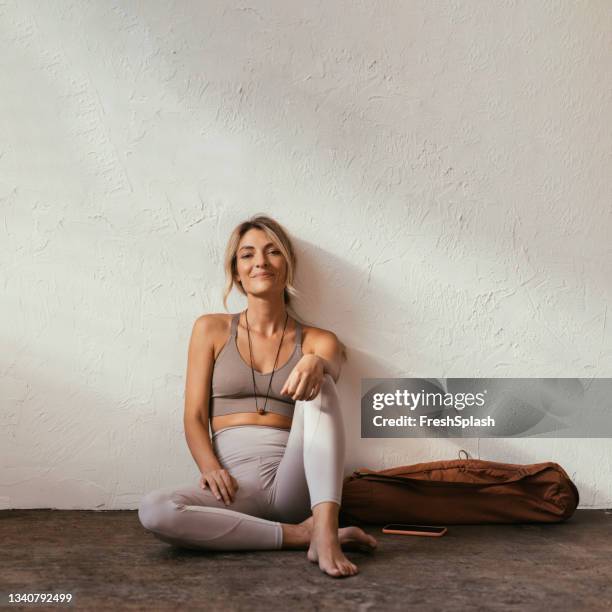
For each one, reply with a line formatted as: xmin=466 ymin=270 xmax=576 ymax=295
xmin=240 ymin=250 xmax=280 ymax=258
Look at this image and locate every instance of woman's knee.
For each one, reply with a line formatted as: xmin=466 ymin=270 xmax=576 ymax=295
xmin=138 ymin=489 xmax=178 ymax=534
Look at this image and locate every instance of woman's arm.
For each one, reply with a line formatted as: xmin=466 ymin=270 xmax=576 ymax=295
xmin=305 ymin=328 xmax=344 ymax=383
xmin=183 ymin=315 xmax=223 ymax=472
xmin=281 ymin=326 xmax=345 ymax=400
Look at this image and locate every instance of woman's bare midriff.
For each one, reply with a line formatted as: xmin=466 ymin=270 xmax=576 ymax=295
xmin=210 ymin=412 xmax=293 ymax=434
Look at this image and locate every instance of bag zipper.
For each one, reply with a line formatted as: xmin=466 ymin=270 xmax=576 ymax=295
xmin=351 ymin=467 xmax=552 ymax=488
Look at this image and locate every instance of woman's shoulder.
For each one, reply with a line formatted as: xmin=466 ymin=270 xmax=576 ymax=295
xmin=192 ymin=313 xmax=237 ymax=359
xmin=300 ymin=322 xmax=340 ymax=352
xmin=192 ymin=312 xmax=235 ymax=340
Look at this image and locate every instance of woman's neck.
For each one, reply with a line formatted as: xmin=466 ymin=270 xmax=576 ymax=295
xmin=243 ymin=297 xmax=289 ymax=338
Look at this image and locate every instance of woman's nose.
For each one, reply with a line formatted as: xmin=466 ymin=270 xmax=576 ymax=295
xmin=254 ymin=253 xmax=268 ymax=266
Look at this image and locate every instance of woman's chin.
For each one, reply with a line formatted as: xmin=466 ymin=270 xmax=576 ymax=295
xmin=249 ymin=285 xmax=280 ymax=296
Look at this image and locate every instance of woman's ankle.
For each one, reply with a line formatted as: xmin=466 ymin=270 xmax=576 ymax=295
xmin=281 ymin=520 xmax=311 ymax=549
xmin=311 ymin=501 xmax=340 ymax=530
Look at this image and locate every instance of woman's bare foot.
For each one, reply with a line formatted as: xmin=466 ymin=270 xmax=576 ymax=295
xmin=305 ymin=502 xmax=376 ymax=578
xmin=337 ymin=526 xmax=378 ymax=553
xmin=281 ymin=515 xmax=377 ymax=552
xmin=297 ymin=516 xmax=377 ymax=552
xmin=307 ymin=518 xmax=356 ymax=577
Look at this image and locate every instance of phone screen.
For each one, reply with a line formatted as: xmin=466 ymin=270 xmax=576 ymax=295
xmin=385 ymin=524 xmax=446 ymax=534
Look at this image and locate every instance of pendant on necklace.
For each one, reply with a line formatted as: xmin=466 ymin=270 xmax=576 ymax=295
xmin=258 ymin=408 xmax=265 ymax=415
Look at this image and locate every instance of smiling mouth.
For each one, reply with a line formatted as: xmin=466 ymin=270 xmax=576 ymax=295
xmin=253 ymin=274 xmax=273 ymax=278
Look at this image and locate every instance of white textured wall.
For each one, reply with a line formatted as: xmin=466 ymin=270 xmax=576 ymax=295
xmin=1 ymin=1 xmax=610 ymax=510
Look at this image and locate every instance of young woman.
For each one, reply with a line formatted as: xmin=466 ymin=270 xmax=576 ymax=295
xmin=138 ymin=215 xmax=377 ymax=578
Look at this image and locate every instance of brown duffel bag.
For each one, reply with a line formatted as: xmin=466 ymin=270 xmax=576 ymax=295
xmin=339 ymin=451 xmax=580 ymax=525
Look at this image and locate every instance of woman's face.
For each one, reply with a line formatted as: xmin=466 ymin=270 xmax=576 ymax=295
xmin=234 ymin=228 xmax=287 ymax=298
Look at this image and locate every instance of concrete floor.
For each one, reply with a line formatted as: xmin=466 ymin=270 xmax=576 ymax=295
xmin=2 ymin=509 xmax=612 ymax=611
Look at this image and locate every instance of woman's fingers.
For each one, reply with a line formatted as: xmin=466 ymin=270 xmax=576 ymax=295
xmin=206 ymin=476 xmax=227 ymax=504
xmin=293 ymin=375 xmax=311 ymax=400
xmin=281 ymin=373 xmax=297 ymax=397
xmin=213 ymin=474 xmax=232 ymax=505
xmin=283 ymin=372 xmax=324 ymax=400
xmin=206 ymin=477 xmax=222 ymax=501
xmin=309 ymin=384 xmax=320 ymax=399
xmin=199 ymin=468 xmax=238 ymax=505
xmin=306 ymin=381 xmax=320 ymax=399
xmin=219 ymin=471 xmax=236 ymax=502
xmin=294 ymin=375 xmax=324 ymax=401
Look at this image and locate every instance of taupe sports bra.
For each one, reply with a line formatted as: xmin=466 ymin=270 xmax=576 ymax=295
xmin=208 ymin=313 xmax=304 ymax=419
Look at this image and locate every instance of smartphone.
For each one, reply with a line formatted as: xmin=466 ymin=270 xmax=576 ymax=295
xmin=382 ymin=523 xmax=447 ymax=537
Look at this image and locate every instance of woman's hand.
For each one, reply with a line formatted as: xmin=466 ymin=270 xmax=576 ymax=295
xmin=281 ymin=354 xmax=325 ymax=401
xmin=199 ymin=467 xmax=239 ymax=505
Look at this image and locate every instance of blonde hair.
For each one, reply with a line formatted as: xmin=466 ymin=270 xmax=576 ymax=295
xmin=222 ymin=214 xmax=347 ymax=363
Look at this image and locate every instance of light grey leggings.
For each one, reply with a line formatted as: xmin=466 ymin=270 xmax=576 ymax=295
xmin=138 ymin=374 xmax=345 ymax=551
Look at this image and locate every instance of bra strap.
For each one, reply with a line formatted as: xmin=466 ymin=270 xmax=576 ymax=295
xmin=294 ymin=319 xmax=302 ymax=346
xmin=230 ymin=312 xmax=240 ymax=337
